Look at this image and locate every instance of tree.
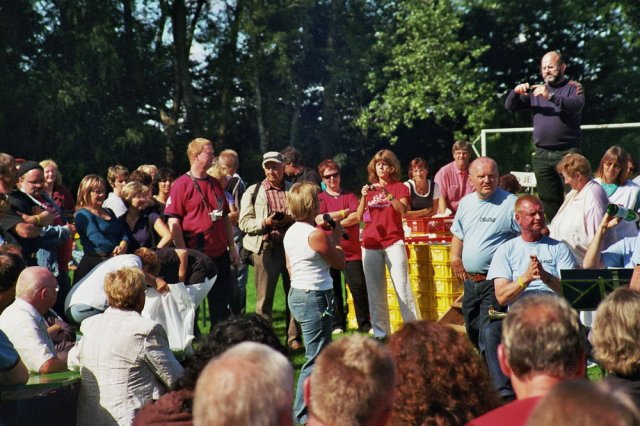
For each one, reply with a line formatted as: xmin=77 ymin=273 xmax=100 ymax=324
xmin=356 ymin=0 xmax=495 ymax=143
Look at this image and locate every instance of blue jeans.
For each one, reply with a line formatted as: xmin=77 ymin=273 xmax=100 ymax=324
xmin=288 ymin=288 xmax=334 ymax=425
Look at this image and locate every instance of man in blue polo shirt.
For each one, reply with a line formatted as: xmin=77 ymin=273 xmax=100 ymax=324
xmin=450 ymin=156 xmax=520 ymax=400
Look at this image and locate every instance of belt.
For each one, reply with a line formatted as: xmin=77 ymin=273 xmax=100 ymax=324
xmin=467 ymin=273 xmax=488 ymax=283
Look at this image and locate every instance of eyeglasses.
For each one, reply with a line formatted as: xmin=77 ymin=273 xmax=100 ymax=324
xmin=322 ymin=172 xmax=340 ymax=180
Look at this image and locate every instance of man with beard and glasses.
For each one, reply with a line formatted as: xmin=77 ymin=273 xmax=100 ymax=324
xmin=505 ymin=51 xmax=585 ymax=221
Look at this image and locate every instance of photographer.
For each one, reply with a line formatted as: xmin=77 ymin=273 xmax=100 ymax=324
xmin=239 ymin=151 xmax=302 ymax=350
xmin=165 ymin=138 xmax=239 ymax=327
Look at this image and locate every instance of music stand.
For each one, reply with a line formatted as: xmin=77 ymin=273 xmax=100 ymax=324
xmin=560 ymin=269 xmax=633 ymax=311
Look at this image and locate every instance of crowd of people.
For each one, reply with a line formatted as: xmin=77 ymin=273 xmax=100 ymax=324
xmin=0 ymin=48 xmax=640 ymax=425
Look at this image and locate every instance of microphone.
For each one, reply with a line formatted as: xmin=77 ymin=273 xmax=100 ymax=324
xmin=323 ymin=213 xmax=349 ymax=240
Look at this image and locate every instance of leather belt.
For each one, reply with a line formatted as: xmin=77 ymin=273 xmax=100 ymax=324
xmin=467 ymin=273 xmax=488 ymax=283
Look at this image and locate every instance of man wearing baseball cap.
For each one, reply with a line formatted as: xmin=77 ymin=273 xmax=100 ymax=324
xmin=239 ymin=152 xmax=302 ymax=350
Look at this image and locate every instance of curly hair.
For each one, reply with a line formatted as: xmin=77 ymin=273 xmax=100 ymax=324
xmin=556 ymin=153 xmax=591 ymax=178
xmin=388 ymin=321 xmax=500 ymax=425
xmin=104 ymin=267 xmax=145 ymax=310
xmin=176 ymin=313 xmax=286 ymax=392
xmin=592 ymin=287 xmax=640 ymax=377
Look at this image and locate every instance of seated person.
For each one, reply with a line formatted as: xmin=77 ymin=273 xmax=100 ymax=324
xmin=0 ymin=251 xmax=25 ymax=314
xmin=134 ymin=313 xmax=285 ymax=425
xmin=68 ymin=267 xmax=184 ymax=425
xmin=583 ymin=212 xmax=639 ymax=269
xmin=0 ymin=267 xmax=68 ymax=373
xmin=0 ymin=329 xmax=29 ymax=385
xmin=592 ymin=287 xmax=640 ymax=409
xmin=305 ymin=335 xmax=395 ymax=426
xmin=193 ymin=342 xmax=293 ymax=426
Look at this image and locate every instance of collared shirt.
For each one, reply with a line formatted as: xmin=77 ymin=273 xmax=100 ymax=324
xmin=262 ymin=179 xmax=288 ymax=242
xmin=0 ymin=298 xmax=57 ymax=373
xmin=434 ymin=161 xmax=474 ymax=213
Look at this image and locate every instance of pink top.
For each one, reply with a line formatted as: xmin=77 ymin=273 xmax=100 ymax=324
xmin=361 ymin=181 xmax=409 ymax=250
xmin=434 ymin=161 xmax=474 ymax=213
xmin=318 ymin=190 xmax=361 ymax=261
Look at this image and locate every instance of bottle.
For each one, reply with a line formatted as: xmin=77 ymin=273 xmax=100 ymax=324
xmin=606 ymin=204 xmax=640 ymax=222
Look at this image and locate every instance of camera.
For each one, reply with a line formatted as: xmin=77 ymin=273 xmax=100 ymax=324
xmin=367 ymin=184 xmax=376 ymax=191
xmin=209 ymin=209 xmax=224 ymax=222
xmin=272 ymin=211 xmax=285 ymax=221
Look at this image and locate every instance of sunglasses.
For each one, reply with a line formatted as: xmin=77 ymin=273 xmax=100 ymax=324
xmin=322 ymin=172 xmax=340 ymax=180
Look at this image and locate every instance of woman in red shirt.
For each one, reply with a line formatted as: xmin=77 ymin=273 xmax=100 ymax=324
xmin=357 ymin=149 xmax=419 ymax=339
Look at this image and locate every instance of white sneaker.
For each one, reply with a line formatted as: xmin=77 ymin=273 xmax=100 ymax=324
xmin=332 ymin=327 xmax=344 ymax=335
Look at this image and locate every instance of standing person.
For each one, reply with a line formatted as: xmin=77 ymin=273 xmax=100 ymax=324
xmin=40 ymin=159 xmax=75 ymax=221
xmin=433 ymin=140 xmax=475 ymax=214
xmin=593 ymin=146 xmax=640 ymax=239
xmin=152 ymin=167 xmax=176 ymax=215
xmin=120 ymin=181 xmax=173 ymax=251
xmin=357 ymin=149 xmax=419 ymax=340
xmin=450 ymin=157 xmax=519 ymax=357
xmin=404 ymin=157 xmax=445 ymax=218
xmin=281 ymin=146 xmax=322 ymax=187
xmin=505 ymin=51 xmax=585 ymax=221
xmin=102 ymin=164 xmax=130 ymax=218
xmin=284 ymin=182 xmax=345 ymax=425
xmin=316 ymin=159 xmax=371 ymax=334
xmin=165 ymin=138 xmax=240 ymax=327
xmin=74 ymin=174 xmax=129 ymax=284
xmin=219 ymin=149 xmax=248 ymax=314
xmin=239 ymin=152 xmax=301 ymax=349
xmin=549 ymin=153 xmax=612 ymax=265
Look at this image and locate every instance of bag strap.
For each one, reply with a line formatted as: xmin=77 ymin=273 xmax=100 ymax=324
xmin=187 ymin=172 xmax=214 ymax=211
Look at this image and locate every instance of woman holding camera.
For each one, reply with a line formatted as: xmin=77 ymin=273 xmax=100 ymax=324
xmin=357 ymin=149 xmax=419 ymax=340
xmin=284 ymin=182 xmax=345 ymax=425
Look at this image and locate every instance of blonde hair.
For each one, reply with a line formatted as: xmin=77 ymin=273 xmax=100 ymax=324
xmin=121 ymin=181 xmax=150 ymax=207
xmin=367 ymin=149 xmax=402 ymax=183
xmin=592 ymin=287 xmax=640 ymax=376
xmin=104 ymin=267 xmax=146 ymax=310
xmin=76 ymin=174 xmax=107 ymax=210
xmin=207 ymin=161 xmax=227 ymax=182
xmin=107 ymin=165 xmax=130 ymax=188
xmin=287 ymin=182 xmax=319 ymax=222
xmin=556 ymin=153 xmax=591 ymax=178
xmin=39 ymin=159 xmax=63 ymax=186
xmin=187 ymin=138 xmax=213 ymax=162
xmin=137 ymin=164 xmax=158 ymax=177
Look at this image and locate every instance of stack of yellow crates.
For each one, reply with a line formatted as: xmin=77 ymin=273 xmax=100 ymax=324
xmin=345 ymin=242 xmax=462 ymax=332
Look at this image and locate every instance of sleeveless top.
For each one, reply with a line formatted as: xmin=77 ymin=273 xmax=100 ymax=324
xmin=406 ymin=179 xmax=435 ymax=210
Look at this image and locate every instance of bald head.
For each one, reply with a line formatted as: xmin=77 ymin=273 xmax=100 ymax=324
xmin=541 ymin=51 xmax=566 ymax=85
xmin=469 ymin=157 xmax=499 ymax=200
xmin=16 ymin=267 xmax=57 ymax=311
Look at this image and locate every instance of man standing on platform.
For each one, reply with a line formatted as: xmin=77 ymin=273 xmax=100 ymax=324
xmin=450 ymin=157 xmax=520 ymax=399
xmin=165 ymin=138 xmax=240 ymax=327
xmin=505 ymin=51 xmax=584 ymax=221
xmin=434 ymin=140 xmax=475 ymax=214
xmin=239 ymin=152 xmax=302 ymax=350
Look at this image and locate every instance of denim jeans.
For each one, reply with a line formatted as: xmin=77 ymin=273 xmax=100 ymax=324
xmin=288 ymin=288 xmax=334 ymax=425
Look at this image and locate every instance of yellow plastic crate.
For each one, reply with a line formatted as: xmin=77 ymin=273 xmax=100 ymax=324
xmin=433 ymin=277 xmax=463 ymax=293
xmin=428 ymin=244 xmax=451 ymax=263
xmin=435 ymin=292 xmax=462 ymax=310
xmin=408 ymin=260 xmax=432 ymax=277
xmin=432 ymin=261 xmax=455 ymax=278
xmin=407 ymin=243 xmax=430 ymax=262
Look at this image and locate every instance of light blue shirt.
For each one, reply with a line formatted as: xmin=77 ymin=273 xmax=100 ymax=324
xmin=451 ymin=188 xmax=520 ymax=273
xmin=602 ymin=237 xmax=640 ymax=268
xmin=488 ymin=235 xmax=576 ymax=301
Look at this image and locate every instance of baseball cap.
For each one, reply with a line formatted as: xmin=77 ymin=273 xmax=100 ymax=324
xmin=262 ymin=152 xmax=285 ymax=167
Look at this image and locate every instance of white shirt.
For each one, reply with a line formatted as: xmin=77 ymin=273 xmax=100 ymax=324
xmin=284 ymin=222 xmax=332 ymax=291
xmin=68 ymin=308 xmax=184 ymax=426
xmin=65 ymin=254 xmax=142 ymax=311
xmin=0 ymin=298 xmax=56 ymax=373
xmin=102 ymin=192 xmax=127 ymax=218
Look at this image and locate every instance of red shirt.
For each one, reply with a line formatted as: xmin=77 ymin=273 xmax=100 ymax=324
xmin=361 ymin=181 xmax=409 ymax=250
xmin=164 ymin=173 xmax=230 ymax=258
xmin=467 ymin=396 xmax=542 ymax=426
xmin=318 ymin=190 xmax=361 ymax=261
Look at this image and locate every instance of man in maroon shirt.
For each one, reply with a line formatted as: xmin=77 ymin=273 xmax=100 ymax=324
xmin=165 ymin=138 xmax=239 ymax=326
xmin=468 ymin=293 xmax=585 ymax=426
